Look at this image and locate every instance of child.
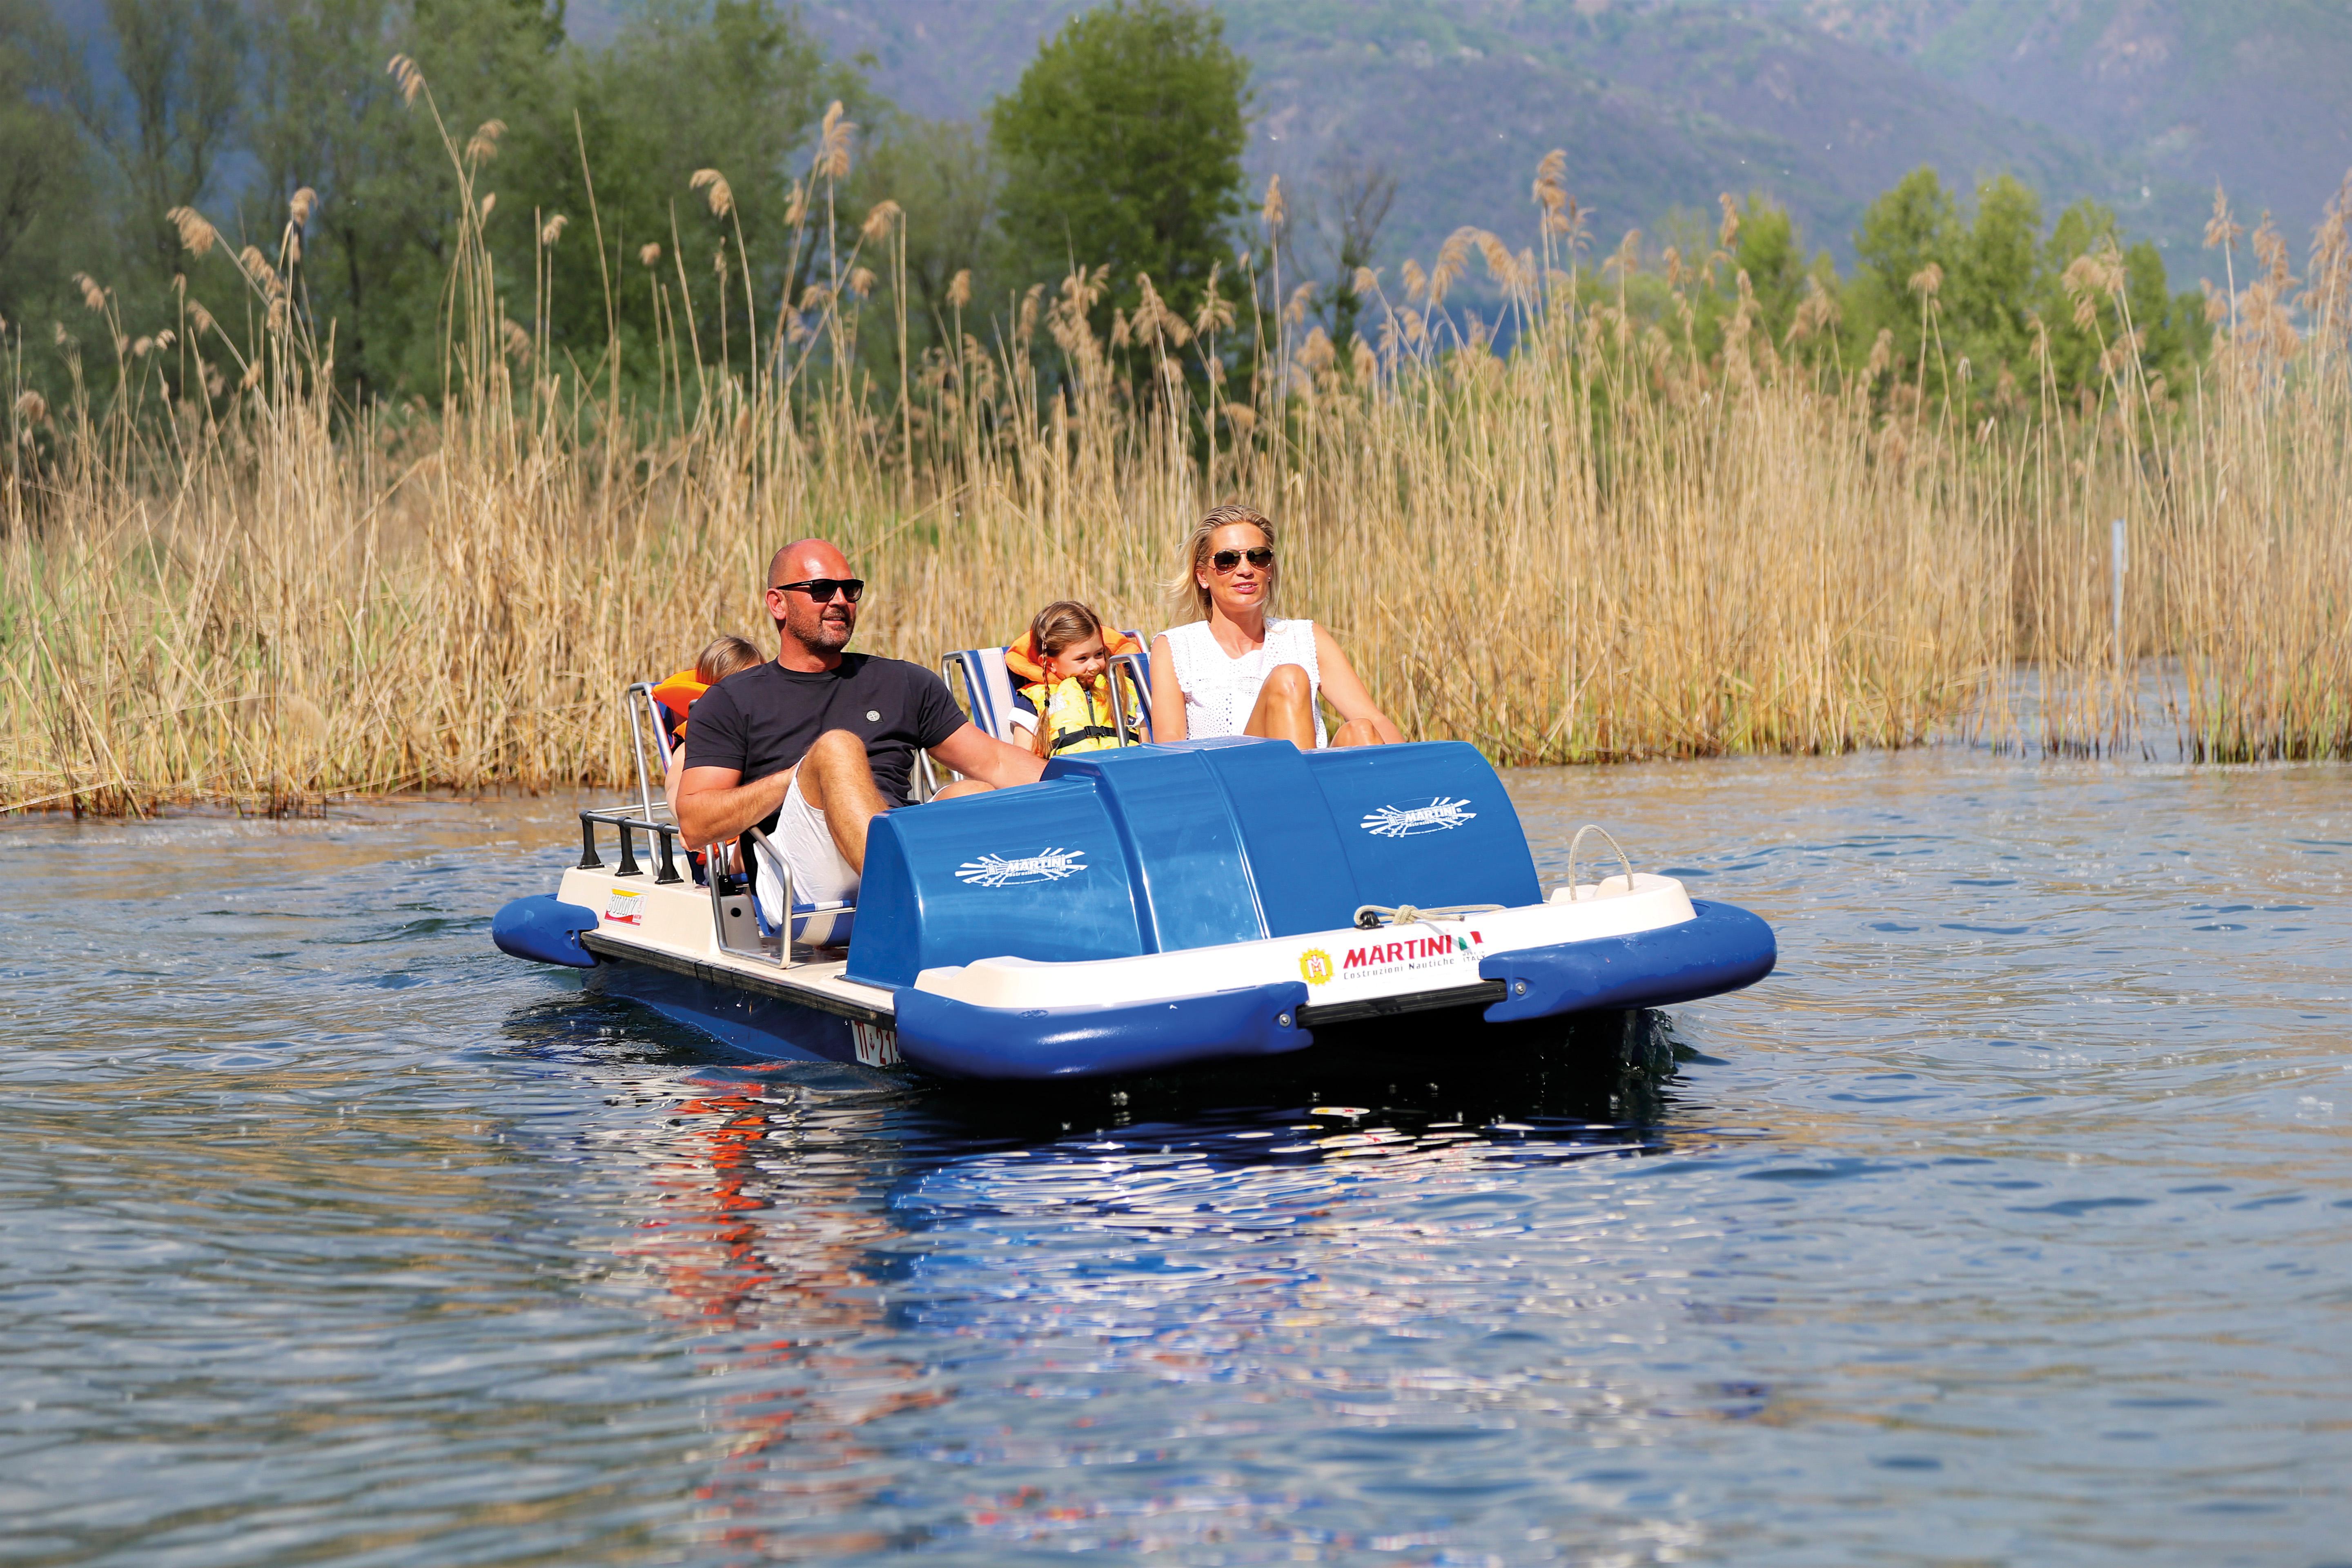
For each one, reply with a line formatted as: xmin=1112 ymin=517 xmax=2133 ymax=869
xmin=652 ymin=634 xmax=763 ymax=756
xmin=1006 ymin=601 xmax=1145 ymax=757
xmin=656 ymin=634 xmax=764 ymax=833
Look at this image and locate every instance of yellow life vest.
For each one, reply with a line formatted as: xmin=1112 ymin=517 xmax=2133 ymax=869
xmin=1019 ymin=675 xmax=1131 ymax=755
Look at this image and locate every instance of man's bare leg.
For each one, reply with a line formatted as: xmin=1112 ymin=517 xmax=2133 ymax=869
xmin=791 ymin=729 xmax=892 ymax=873
xmin=795 ymin=731 xmax=1001 ymax=871
xmin=1243 ymin=663 xmax=1318 ymax=749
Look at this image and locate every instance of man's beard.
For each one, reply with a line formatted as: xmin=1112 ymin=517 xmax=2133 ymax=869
xmin=802 ymin=610 xmax=853 ymax=652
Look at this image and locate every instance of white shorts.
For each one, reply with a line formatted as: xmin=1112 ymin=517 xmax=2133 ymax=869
xmin=751 ymin=770 xmax=859 ymax=930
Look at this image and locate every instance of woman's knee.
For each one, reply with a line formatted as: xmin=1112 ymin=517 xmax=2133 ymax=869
xmin=1333 ymin=718 xmax=1385 ymax=748
xmin=1262 ymin=663 xmax=1312 ymax=702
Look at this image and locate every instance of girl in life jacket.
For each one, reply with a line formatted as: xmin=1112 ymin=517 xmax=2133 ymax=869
xmin=654 ymin=634 xmax=764 ymax=872
xmin=1006 ymin=601 xmax=1145 ymax=758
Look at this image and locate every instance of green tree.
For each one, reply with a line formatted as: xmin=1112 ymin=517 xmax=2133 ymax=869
xmin=0 ymin=0 xmax=101 ymax=356
xmin=855 ymin=114 xmax=994 ymax=353
xmin=2029 ymin=199 xmax=2206 ymax=403
xmin=1310 ymin=150 xmax=1396 ymax=359
xmin=77 ymin=0 xmax=247 ymax=303
xmin=1726 ymin=196 xmax=1811 ymax=345
xmin=989 ymin=0 xmax=1249 ymax=324
xmin=1944 ymin=172 xmax=2040 ymax=383
xmin=1846 ymin=165 xmax=1958 ymax=379
xmin=243 ymin=0 xmax=433 ymax=403
xmin=566 ymin=0 xmax=862 ymax=385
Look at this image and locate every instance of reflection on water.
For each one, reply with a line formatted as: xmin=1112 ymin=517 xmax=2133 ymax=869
xmin=5 ymin=752 xmax=2351 ymax=1565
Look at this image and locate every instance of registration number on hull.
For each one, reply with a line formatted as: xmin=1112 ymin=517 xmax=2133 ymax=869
xmin=851 ymin=1020 xmax=902 ymax=1068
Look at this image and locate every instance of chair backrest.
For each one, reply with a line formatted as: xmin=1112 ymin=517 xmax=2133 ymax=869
xmin=940 ymin=647 xmax=1022 ymax=741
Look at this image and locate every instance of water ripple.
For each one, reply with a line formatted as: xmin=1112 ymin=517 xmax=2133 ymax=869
xmin=5 ymin=756 xmax=2351 ymax=1564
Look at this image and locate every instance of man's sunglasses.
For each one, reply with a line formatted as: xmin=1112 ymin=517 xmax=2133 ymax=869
xmin=769 ymin=577 xmax=865 ymax=603
xmin=1210 ymin=547 xmax=1274 ymax=573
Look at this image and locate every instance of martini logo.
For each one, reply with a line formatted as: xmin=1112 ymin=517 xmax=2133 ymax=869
xmin=954 ymin=846 xmax=1088 ymax=888
xmin=604 ymin=887 xmax=646 ymax=926
xmin=1359 ymin=797 xmax=1476 ymax=837
xmin=1343 ymin=932 xmax=1477 ymax=970
xmin=1298 ymin=947 xmax=1336 ymax=986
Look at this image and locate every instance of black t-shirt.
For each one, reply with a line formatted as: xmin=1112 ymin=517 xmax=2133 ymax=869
xmin=682 ymin=654 xmax=969 ymax=820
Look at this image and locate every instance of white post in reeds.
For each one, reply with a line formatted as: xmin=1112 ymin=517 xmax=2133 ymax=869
xmin=2111 ymin=516 xmax=2128 ymax=730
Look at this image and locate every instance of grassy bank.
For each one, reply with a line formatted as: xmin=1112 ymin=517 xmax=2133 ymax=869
xmin=4 ymin=109 xmax=2348 ymax=814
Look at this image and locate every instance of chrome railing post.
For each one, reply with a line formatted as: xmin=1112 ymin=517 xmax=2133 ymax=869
xmin=623 ymin=681 xmax=659 ymax=826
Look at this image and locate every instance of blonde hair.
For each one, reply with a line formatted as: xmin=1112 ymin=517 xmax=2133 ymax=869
xmin=1028 ymin=599 xmax=1107 ymax=664
xmin=1172 ymin=502 xmax=1277 ymax=616
xmin=694 ymin=634 xmax=763 ymax=685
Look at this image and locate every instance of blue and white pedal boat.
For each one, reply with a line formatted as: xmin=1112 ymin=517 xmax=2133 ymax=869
xmin=492 ymin=733 xmax=1776 ymax=1079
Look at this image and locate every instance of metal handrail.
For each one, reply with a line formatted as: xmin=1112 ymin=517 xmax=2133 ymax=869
xmin=623 ymin=681 xmax=663 ymax=824
xmin=703 ymin=826 xmax=788 ymax=969
xmin=1107 ymin=652 xmax=1153 ymax=745
xmin=577 ymin=804 xmax=683 ymax=884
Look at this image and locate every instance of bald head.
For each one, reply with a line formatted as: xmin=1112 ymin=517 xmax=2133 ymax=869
xmin=764 ymin=537 xmax=860 ymax=668
xmin=768 ymin=537 xmax=849 ymax=587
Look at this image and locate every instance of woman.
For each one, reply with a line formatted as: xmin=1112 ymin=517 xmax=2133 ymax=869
xmin=1148 ymin=503 xmax=1401 ymax=749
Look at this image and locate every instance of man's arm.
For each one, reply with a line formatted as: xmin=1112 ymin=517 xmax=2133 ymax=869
xmin=928 ymin=722 xmax=1046 ymax=788
xmin=674 ymin=764 xmax=794 ymax=848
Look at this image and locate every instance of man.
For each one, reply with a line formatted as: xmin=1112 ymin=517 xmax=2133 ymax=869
xmin=675 ymin=539 xmax=1044 ymax=914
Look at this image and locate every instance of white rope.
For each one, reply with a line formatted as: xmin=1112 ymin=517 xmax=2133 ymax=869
xmin=1564 ymin=823 xmax=1637 ymax=901
xmin=1353 ymin=902 xmax=1505 ymax=930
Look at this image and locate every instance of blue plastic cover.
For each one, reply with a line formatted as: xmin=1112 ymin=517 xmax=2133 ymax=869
xmin=893 ymin=979 xmax=1312 ymax=1079
xmin=845 ymin=777 xmax=1147 ymax=989
xmin=492 ymin=895 xmax=601 ymax=968
xmin=1299 ymin=741 xmax=1543 ymax=917
xmin=1479 ymin=899 xmax=1777 ymax=1021
xmin=843 ymin=738 xmax=1542 ymax=990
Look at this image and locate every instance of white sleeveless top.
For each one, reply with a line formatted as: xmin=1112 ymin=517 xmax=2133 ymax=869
xmin=1159 ymin=617 xmax=1326 ymax=747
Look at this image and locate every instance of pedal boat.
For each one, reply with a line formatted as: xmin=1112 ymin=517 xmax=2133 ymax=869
xmin=492 ymin=735 xmax=1776 ymax=1079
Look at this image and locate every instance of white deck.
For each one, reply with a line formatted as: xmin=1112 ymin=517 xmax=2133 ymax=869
xmin=559 ymin=865 xmax=898 ymax=1020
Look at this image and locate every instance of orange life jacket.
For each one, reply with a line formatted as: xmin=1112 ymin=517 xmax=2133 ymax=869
xmin=648 ymin=668 xmax=710 ymax=746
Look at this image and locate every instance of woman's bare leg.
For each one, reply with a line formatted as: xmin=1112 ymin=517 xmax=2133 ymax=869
xmin=1243 ymin=663 xmax=1317 ymax=748
xmin=1331 ymin=718 xmax=1386 ymax=747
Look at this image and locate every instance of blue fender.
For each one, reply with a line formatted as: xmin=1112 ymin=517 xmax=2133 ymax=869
xmin=892 ymin=980 xmax=1314 ymax=1080
xmin=492 ymin=895 xmax=602 ymax=969
xmin=1479 ymin=899 xmax=1776 ymax=1023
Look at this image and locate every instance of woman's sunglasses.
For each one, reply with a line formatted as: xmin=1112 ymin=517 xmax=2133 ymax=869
xmin=1210 ymin=547 xmax=1274 ymax=574
xmin=770 ymin=577 xmax=865 ymax=603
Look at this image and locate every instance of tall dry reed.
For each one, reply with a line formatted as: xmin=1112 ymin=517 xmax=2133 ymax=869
xmin=3 ymin=74 xmax=2347 ymax=814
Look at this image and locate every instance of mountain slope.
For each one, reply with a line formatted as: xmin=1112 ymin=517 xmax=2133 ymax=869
xmin=1792 ymin=0 xmax=2352 ymax=254
xmin=808 ymin=0 xmax=2147 ymax=278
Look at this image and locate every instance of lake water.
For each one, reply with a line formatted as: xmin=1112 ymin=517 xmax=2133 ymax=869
xmin=4 ymin=751 xmax=2348 ymax=1566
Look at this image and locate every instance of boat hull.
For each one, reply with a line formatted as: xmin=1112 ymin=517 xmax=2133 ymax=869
xmin=587 ymin=957 xmax=894 ymax=1067
xmin=570 ymin=897 xmax=1775 ymax=1080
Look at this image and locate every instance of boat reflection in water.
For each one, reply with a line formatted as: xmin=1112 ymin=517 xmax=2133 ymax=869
xmin=580 ymin=1004 xmax=1693 ymax=1557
